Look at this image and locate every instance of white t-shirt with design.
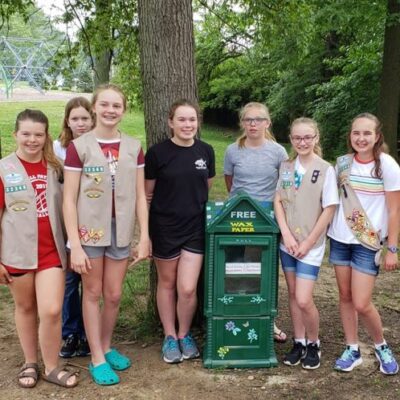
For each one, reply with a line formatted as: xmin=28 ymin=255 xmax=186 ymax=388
xmin=328 ymin=153 xmax=400 ymax=244
xmin=280 ymin=157 xmax=339 ymax=266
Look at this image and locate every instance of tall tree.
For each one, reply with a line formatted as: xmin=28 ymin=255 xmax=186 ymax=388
xmin=138 ymin=0 xmax=198 ymax=148
xmin=378 ymin=0 xmax=400 ymax=161
xmin=138 ymin=0 xmax=198 ymax=318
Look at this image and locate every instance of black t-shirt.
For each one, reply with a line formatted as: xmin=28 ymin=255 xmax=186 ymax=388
xmin=145 ymin=139 xmax=215 ymax=236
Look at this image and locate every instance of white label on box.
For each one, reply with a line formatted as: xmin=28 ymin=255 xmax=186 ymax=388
xmin=225 ymin=262 xmax=261 ymax=275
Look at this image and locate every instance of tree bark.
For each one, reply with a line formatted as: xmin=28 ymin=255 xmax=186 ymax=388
xmin=378 ymin=0 xmax=400 ymax=161
xmin=138 ymin=0 xmax=198 ymax=148
xmin=138 ymin=0 xmax=198 ymax=324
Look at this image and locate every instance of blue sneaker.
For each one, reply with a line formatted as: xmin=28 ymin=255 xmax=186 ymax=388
xmin=375 ymin=344 xmax=399 ymax=375
xmin=179 ymin=333 xmax=200 ymax=360
xmin=162 ymin=336 xmax=183 ymax=364
xmin=334 ymin=346 xmax=363 ymax=372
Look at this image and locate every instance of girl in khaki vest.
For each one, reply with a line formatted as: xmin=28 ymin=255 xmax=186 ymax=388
xmin=0 ymin=109 xmax=78 ymax=389
xmin=63 ymin=84 xmax=150 ymax=386
xmin=274 ymin=118 xmax=338 ymax=370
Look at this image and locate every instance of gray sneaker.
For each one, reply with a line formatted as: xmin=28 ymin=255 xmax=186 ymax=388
xmin=179 ymin=333 xmax=200 ymax=360
xmin=162 ymin=336 xmax=183 ymax=364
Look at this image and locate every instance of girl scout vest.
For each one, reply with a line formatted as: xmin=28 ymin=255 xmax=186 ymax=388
xmin=336 ymin=154 xmax=381 ymax=251
xmin=73 ymin=132 xmax=140 ymax=247
xmin=0 ymin=153 xmax=66 ymax=270
xmin=278 ymin=156 xmax=330 ymax=249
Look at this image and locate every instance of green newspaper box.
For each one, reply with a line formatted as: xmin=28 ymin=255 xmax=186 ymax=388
xmin=203 ymin=193 xmax=280 ymax=368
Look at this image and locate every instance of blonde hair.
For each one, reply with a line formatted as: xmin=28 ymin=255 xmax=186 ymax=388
xmin=15 ymin=109 xmax=63 ymax=179
xmin=237 ymin=102 xmax=276 ymax=148
xmin=92 ymin=83 xmax=127 ymax=111
xmin=59 ymin=97 xmax=93 ymax=148
xmin=289 ymin=117 xmax=322 ymax=160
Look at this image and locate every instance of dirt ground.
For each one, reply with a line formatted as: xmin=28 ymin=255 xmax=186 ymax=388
xmin=1 ymin=264 xmax=400 ymax=400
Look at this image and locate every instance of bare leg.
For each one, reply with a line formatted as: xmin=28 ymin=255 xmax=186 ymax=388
xmin=335 ymin=265 xmax=358 ymax=344
xmin=351 ymin=269 xmax=383 ymax=343
xmin=101 ymin=257 xmax=129 ymax=352
xmin=155 ymin=257 xmax=179 ymax=337
xmin=81 ymin=257 xmax=105 ymax=366
xmin=176 ymin=250 xmax=203 ymax=338
xmin=36 ymin=267 xmax=77 ymax=386
xmin=295 ymin=277 xmax=318 ymax=342
xmin=284 ymin=271 xmax=305 ymax=339
xmin=9 ymin=273 xmax=38 ymax=386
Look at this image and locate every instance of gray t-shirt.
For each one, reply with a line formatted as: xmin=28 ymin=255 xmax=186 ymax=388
xmin=224 ymin=140 xmax=288 ymax=201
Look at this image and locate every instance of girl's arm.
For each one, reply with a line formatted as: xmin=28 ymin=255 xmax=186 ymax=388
xmin=295 ymin=205 xmax=336 ymax=259
xmin=224 ymin=175 xmax=233 ymax=192
xmin=63 ymin=170 xmax=91 ymax=274
xmin=384 ymin=190 xmax=400 ymax=271
xmin=132 ymin=168 xmax=151 ymax=264
xmin=273 ymin=191 xmax=299 ymax=254
xmin=0 ymin=208 xmax=12 ymax=285
xmin=208 ymin=178 xmax=214 ymax=190
xmin=145 ymin=178 xmax=156 ymax=205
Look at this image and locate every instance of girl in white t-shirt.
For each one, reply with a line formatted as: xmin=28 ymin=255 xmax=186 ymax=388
xmin=274 ymin=118 xmax=338 ymax=370
xmin=328 ymin=113 xmax=400 ymax=375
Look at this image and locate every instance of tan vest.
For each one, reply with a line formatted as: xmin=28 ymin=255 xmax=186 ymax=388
xmin=0 ymin=153 xmax=66 ymax=270
xmin=336 ymin=154 xmax=381 ymax=251
xmin=73 ymin=132 xmax=140 ymax=247
xmin=278 ymin=156 xmax=330 ymax=248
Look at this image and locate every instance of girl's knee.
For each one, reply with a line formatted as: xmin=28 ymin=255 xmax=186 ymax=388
xmin=103 ymin=290 xmax=122 ymax=306
xmin=296 ymin=296 xmax=314 ymax=311
xmin=178 ymin=285 xmax=196 ymax=300
xmin=15 ymin=300 xmax=36 ymax=315
xmin=353 ymin=300 xmax=373 ymax=315
xmin=39 ymin=305 xmax=62 ymax=322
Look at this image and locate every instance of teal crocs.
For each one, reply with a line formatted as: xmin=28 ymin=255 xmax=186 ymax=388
xmin=105 ymin=348 xmax=132 ymax=371
xmin=89 ymin=362 xmax=120 ymax=386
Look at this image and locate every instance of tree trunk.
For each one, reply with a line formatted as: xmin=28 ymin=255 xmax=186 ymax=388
xmin=378 ymin=0 xmax=400 ymax=161
xmin=93 ymin=49 xmax=112 ymax=87
xmin=138 ymin=0 xmax=198 ymax=148
xmin=138 ymin=0 xmax=198 ymax=324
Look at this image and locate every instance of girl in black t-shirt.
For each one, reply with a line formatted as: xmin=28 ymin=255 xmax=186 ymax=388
xmin=145 ymin=99 xmax=215 ymax=364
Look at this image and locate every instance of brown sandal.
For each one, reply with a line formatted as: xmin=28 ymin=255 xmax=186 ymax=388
xmin=42 ymin=366 xmax=79 ymax=388
xmin=273 ymin=327 xmax=288 ymax=343
xmin=17 ymin=363 xmax=39 ymax=388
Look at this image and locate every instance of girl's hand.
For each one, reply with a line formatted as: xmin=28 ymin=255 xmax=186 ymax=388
xmin=0 ymin=263 xmax=12 ymax=285
xmin=295 ymin=239 xmax=313 ymax=259
xmin=70 ymin=247 xmax=92 ymax=274
xmin=131 ymin=237 xmax=151 ymax=266
xmin=282 ymin=232 xmax=299 ymax=256
xmin=384 ymin=251 xmax=398 ymax=272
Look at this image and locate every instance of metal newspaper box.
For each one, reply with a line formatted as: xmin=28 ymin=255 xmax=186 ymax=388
xmin=203 ymin=193 xmax=280 ymax=368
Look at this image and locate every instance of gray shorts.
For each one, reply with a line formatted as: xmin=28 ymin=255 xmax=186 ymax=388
xmin=82 ymin=219 xmax=130 ymax=260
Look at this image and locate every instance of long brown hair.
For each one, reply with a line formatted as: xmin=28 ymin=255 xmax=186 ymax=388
xmin=237 ymin=102 xmax=276 ymax=148
xmin=59 ymin=97 xmax=93 ymax=148
xmin=289 ymin=117 xmax=322 ymax=160
xmin=15 ymin=109 xmax=62 ymax=178
xmin=348 ymin=113 xmax=385 ymax=178
xmin=168 ymin=99 xmax=201 ymax=136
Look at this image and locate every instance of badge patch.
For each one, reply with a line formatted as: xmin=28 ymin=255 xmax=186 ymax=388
xmin=281 ymin=170 xmax=292 ymax=181
xmin=8 ymin=200 xmax=29 ymax=212
xmin=5 ymin=173 xmax=23 ymax=184
xmin=79 ymin=225 xmax=105 ymax=243
xmin=5 ymin=184 xmax=27 ymax=193
xmin=84 ymin=187 xmax=104 ymax=198
xmin=84 ymin=166 xmax=104 ymax=173
xmin=311 ymin=170 xmax=320 ymax=183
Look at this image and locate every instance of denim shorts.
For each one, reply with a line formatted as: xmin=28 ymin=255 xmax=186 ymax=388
xmin=82 ymin=219 xmax=130 ymax=260
xmin=328 ymin=238 xmax=379 ymax=276
xmin=280 ymin=250 xmax=320 ymax=281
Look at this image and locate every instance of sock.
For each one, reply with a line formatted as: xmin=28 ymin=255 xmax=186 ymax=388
xmin=307 ymin=339 xmax=320 ymax=347
xmin=294 ymin=338 xmax=306 ymax=347
xmin=347 ymin=344 xmax=359 ymax=352
xmin=374 ymin=340 xmax=387 ymax=350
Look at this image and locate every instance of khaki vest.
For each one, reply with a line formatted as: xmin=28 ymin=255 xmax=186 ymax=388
xmin=277 ymin=156 xmax=330 ymax=248
xmin=336 ymin=154 xmax=381 ymax=251
xmin=73 ymin=132 xmax=140 ymax=247
xmin=0 ymin=153 xmax=66 ymax=270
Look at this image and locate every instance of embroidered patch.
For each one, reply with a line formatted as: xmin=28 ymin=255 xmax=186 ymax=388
xmin=281 ymin=170 xmax=292 ymax=181
xmin=346 ymin=209 xmax=379 ymax=247
xmin=84 ymin=187 xmax=104 ymax=198
xmin=281 ymin=181 xmax=293 ymax=189
xmin=8 ymin=200 xmax=29 ymax=211
xmin=5 ymin=185 xmax=27 ymax=193
xmin=311 ymin=170 xmax=320 ymax=183
xmin=83 ymin=166 xmax=104 ymax=173
xmin=4 ymin=173 xmax=23 ymax=184
xmin=79 ymin=225 xmax=105 ymax=243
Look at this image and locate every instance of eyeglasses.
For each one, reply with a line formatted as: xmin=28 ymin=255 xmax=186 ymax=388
xmin=242 ymin=117 xmax=268 ymax=125
xmin=290 ymin=135 xmax=317 ymax=144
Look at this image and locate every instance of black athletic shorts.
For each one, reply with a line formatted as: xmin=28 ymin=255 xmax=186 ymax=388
xmin=151 ymin=228 xmax=205 ymax=260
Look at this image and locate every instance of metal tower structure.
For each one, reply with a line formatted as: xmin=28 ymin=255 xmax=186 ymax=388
xmin=0 ymin=36 xmax=58 ymax=98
